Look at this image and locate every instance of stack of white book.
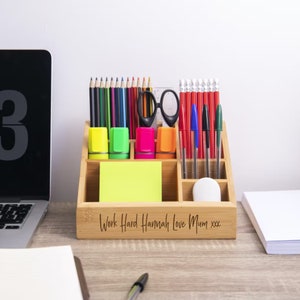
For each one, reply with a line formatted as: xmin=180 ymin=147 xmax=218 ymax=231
xmin=242 ymin=190 xmax=300 ymax=255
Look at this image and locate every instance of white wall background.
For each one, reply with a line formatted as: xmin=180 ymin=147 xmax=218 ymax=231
xmin=1 ymin=0 xmax=300 ymax=201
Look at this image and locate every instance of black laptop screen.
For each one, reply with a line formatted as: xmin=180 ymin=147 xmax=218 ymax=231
xmin=0 ymin=50 xmax=51 ymax=200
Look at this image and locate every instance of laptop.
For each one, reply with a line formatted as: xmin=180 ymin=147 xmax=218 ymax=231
xmin=0 ymin=50 xmax=51 ymax=248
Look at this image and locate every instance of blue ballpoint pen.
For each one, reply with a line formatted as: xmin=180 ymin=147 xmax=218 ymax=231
xmin=191 ymin=104 xmax=198 ymax=179
xmin=202 ymin=104 xmax=210 ymax=177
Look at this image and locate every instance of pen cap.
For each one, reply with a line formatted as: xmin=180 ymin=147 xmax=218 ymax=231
xmin=155 ymin=127 xmax=176 ymax=159
xmin=215 ymin=104 xmax=223 ymax=144
xmin=135 ymin=127 xmax=155 ymax=159
xmin=109 ymin=127 xmax=129 ymax=159
xmin=88 ymin=127 xmax=108 ymax=159
xmin=191 ymin=104 xmax=199 ymax=148
xmin=202 ymin=104 xmax=210 ymax=147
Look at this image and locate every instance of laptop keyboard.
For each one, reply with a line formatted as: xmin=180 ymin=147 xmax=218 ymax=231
xmin=0 ymin=204 xmax=33 ymax=229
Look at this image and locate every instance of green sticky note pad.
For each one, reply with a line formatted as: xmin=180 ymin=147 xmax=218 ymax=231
xmin=99 ymin=161 xmax=162 ymax=203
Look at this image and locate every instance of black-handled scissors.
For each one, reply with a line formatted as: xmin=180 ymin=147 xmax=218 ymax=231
xmin=137 ymin=89 xmax=179 ymax=127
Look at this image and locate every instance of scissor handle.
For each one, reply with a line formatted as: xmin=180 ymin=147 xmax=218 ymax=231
xmin=137 ymin=90 xmax=157 ymax=127
xmin=159 ymin=89 xmax=179 ymax=127
xmin=137 ymin=89 xmax=179 ymax=127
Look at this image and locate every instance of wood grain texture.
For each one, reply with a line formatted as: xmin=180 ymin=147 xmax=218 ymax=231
xmin=31 ymin=202 xmax=300 ymax=300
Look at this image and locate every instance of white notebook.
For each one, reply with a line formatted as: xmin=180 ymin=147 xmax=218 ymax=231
xmin=0 ymin=245 xmax=84 ymax=300
xmin=242 ymin=190 xmax=300 ymax=254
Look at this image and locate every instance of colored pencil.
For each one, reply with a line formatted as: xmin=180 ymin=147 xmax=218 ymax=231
xmin=126 ymin=77 xmax=133 ymax=138
xmin=131 ymin=77 xmax=138 ymax=138
xmin=99 ymin=77 xmax=106 ymax=127
xmin=89 ymin=78 xmax=95 ymax=127
xmin=110 ymin=77 xmax=116 ymax=127
xmin=115 ymin=78 xmax=120 ymax=127
xmin=94 ymin=77 xmax=100 ymax=127
xmin=104 ymin=77 xmax=111 ymax=136
xmin=120 ymin=77 xmax=127 ymax=127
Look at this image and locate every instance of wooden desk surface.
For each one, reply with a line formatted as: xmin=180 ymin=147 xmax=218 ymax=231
xmin=31 ymin=202 xmax=300 ymax=300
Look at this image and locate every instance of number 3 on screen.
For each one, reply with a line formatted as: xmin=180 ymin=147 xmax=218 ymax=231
xmin=0 ymin=90 xmax=28 ymax=161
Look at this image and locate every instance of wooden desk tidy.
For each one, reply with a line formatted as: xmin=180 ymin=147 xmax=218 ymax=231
xmin=76 ymin=121 xmax=236 ymax=239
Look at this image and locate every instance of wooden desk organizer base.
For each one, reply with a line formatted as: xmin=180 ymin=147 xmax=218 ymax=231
xmin=76 ymin=121 xmax=236 ymax=239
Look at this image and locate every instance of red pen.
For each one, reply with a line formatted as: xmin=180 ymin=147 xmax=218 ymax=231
xmin=191 ymin=79 xmax=199 ymax=169
xmin=203 ymin=79 xmax=209 ymax=106
xmin=179 ymin=79 xmax=187 ymax=179
xmin=214 ymin=78 xmax=220 ymax=108
xmin=202 ymin=104 xmax=210 ymax=177
xmin=191 ymin=79 xmax=198 ymax=106
xmin=208 ymin=79 xmax=215 ymax=159
xmin=185 ymin=79 xmax=192 ymax=159
xmin=197 ymin=79 xmax=204 ymax=159
xmin=202 ymin=79 xmax=209 ymax=160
